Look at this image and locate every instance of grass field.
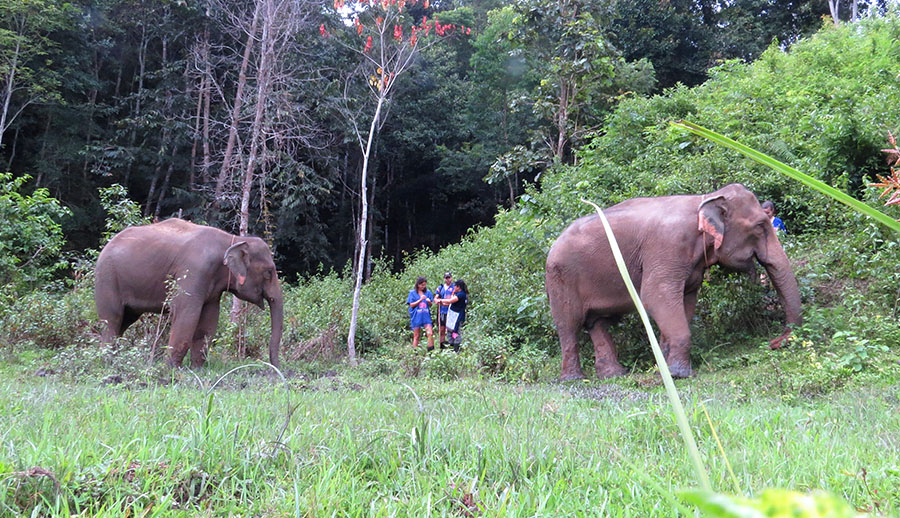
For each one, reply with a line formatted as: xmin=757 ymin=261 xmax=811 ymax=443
xmin=1 ymin=345 xmax=899 ymax=517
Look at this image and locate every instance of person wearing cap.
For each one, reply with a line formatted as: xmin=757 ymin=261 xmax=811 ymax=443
xmin=434 ymin=272 xmax=455 ymax=348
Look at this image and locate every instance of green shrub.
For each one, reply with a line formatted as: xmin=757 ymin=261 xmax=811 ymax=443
xmin=0 ymin=173 xmax=70 ymax=295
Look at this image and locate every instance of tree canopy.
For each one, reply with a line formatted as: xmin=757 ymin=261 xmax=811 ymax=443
xmin=0 ymin=0 xmax=848 ymax=279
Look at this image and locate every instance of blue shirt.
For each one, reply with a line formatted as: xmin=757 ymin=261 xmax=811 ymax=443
xmin=406 ymin=289 xmax=433 ymax=316
xmin=436 ymin=282 xmax=455 ymax=314
xmin=772 ymin=217 xmax=786 ymax=232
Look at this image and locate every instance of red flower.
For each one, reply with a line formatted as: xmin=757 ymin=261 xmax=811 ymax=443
xmin=319 ymin=24 xmax=327 ymax=37
xmin=393 ymin=24 xmax=402 ymax=41
xmin=376 ymin=16 xmax=383 ymax=26
xmin=363 ymin=35 xmax=373 ymax=53
xmin=466 ymin=27 xmax=471 ymax=35
xmin=357 ymin=23 xmax=363 ymax=35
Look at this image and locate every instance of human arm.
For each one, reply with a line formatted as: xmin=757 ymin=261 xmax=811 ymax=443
xmin=407 ymin=291 xmax=426 ymax=308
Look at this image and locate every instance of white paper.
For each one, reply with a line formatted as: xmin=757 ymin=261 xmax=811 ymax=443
xmin=445 ymin=308 xmax=460 ymax=330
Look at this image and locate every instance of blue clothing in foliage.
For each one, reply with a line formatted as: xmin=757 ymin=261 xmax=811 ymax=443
xmin=407 ymin=289 xmax=434 ymax=329
xmin=772 ymin=217 xmax=786 ymax=232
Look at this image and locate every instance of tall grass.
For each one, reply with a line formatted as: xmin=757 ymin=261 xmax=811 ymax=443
xmin=0 ymin=369 xmax=897 ymax=516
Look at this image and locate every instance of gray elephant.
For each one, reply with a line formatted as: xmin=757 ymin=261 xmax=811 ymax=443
xmin=546 ymin=183 xmax=801 ymax=379
xmin=95 ymin=218 xmax=284 ymax=368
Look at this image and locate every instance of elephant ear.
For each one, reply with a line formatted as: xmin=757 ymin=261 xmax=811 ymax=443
xmin=223 ymin=241 xmax=250 ymax=286
xmin=698 ymin=195 xmax=727 ymax=250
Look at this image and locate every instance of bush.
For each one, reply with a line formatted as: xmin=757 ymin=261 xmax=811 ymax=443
xmin=0 ymin=173 xmax=70 ymax=295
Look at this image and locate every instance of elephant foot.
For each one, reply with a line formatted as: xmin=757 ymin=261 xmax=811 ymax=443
xmin=667 ymin=362 xmax=693 ymax=379
xmin=769 ymin=330 xmax=792 ymax=350
xmin=595 ymin=363 xmax=627 ymax=379
xmin=559 ymin=370 xmax=586 ymax=382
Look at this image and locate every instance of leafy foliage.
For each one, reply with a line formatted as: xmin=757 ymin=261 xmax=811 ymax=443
xmin=0 ymin=173 xmax=69 ymax=293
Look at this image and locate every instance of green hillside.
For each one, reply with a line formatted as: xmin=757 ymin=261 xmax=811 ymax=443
xmin=337 ymin=15 xmax=900 ymax=385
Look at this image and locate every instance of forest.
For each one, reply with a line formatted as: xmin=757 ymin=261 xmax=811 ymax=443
xmin=3 ymin=0 xmax=900 ymax=516
xmin=1 ymin=0 xmax=833 ymax=278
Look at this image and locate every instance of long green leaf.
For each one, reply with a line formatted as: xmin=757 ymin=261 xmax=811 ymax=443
xmin=581 ymin=198 xmax=712 ymax=492
xmin=672 ymin=120 xmax=900 ymax=234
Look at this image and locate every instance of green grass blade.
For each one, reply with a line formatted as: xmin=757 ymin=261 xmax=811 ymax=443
xmin=581 ymin=198 xmax=712 ymax=492
xmin=672 ymin=120 xmax=900 ymax=234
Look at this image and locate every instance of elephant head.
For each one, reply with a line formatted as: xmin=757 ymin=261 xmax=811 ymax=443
xmin=697 ymin=184 xmax=802 ymax=347
xmin=224 ymin=238 xmax=284 ymax=366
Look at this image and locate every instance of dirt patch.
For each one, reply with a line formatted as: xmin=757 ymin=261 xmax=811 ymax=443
xmin=566 ymin=383 xmax=650 ymax=404
xmin=814 ymin=277 xmax=871 ymax=307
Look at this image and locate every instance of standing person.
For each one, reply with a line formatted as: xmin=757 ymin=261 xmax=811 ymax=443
xmin=761 ymin=200 xmax=786 ymax=233
xmin=434 ymin=272 xmax=455 ymax=348
xmin=442 ymin=279 xmax=468 ymax=353
xmin=406 ymin=276 xmax=435 ymax=351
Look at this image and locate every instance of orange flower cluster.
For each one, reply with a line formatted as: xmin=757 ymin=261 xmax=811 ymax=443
xmin=320 ymin=0 xmax=473 ymax=50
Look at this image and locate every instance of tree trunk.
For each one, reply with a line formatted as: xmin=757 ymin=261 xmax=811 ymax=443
xmin=35 ymin=113 xmax=52 ymax=187
xmin=189 ymin=69 xmax=204 ymax=189
xmin=215 ymin=1 xmax=261 ymax=205
xmin=364 ymin=153 xmax=377 ymax=282
xmin=232 ymin=0 xmax=274 ymax=323
xmin=347 ymin=94 xmax=385 ymax=365
xmin=6 ymin=125 xmax=19 ymax=170
xmin=83 ymin=48 xmax=101 ymax=178
xmin=828 ymin=0 xmax=840 ymax=23
xmin=125 ymin=23 xmax=150 ymax=189
xmin=144 ymin=36 xmax=170 ymax=218
xmin=0 ymin=36 xmax=21 ymax=151
xmin=555 ymin=79 xmax=569 ymax=160
xmin=155 ymin=145 xmax=178 ymax=219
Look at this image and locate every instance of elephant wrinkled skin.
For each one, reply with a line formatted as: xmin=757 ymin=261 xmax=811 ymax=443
xmin=546 ymin=184 xmax=802 ymax=380
xmin=95 ymin=218 xmax=284 ymax=368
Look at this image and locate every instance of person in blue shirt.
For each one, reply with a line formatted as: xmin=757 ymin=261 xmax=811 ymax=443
xmin=434 ymin=272 xmax=455 ymax=348
xmin=761 ymin=200 xmax=786 ymax=233
xmin=441 ymin=279 xmax=468 ymax=353
xmin=406 ymin=276 xmax=435 ymax=351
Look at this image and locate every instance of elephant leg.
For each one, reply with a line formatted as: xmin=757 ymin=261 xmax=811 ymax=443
xmin=643 ymin=285 xmax=694 ymax=378
xmin=588 ymin=319 xmax=627 ymax=378
xmin=166 ymin=300 xmax=202 ymax=368
xmin=98 ymin=309 xmax=122 ymax=345
xmin=190 ymin=301 xmax=220 ymax=368
xmin=120 ymin=308 xmax=141 ymax=335
xmin=95 ymin=289 xmax=123 ymax=344
xmin=683 ymin=290 xmax=699 ymax=323
xmin=549 ymin=284 xmax=586 ymax=380
xmin=556 ymin=318 xmax=586 ymax=381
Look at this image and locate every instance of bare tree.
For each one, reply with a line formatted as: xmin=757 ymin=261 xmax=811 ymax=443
xmin=198 ymin=0 xmax=327 ymax=327
xmin=332 ymin=6 xmax=467 ymax=364
xmin=0 ymin=0 xmax=69 ymax=152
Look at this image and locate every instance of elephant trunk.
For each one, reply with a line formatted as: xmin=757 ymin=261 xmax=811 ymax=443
xmin=266 ymin=280 xmax=284 ymax=368
xmin=760 ymin=233 xmax=802 ymax=349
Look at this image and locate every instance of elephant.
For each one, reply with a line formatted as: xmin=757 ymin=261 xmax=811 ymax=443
xmin=95 ymin=218 xmax=284 ymax=368
xmin=545 ymin=183 xmax=801 ymax=380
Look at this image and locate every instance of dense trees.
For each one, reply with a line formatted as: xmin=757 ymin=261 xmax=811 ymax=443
xmin=0 ymin=0 xmax=849 ymax=278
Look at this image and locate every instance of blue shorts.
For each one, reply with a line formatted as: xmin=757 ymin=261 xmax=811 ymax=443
xmin=410 ymin=310 xmax=432 ymax=330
